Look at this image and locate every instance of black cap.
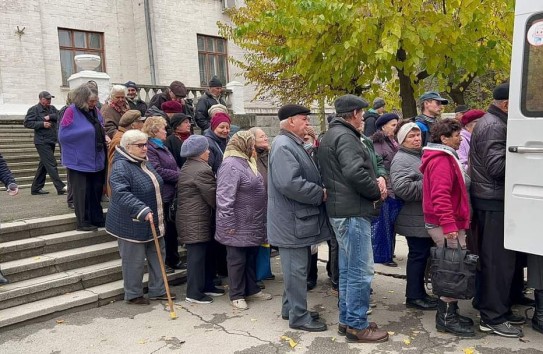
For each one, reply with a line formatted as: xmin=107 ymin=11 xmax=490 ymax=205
xmin=419 ymin=91 xmax=448 ymax=105
xmin=278 ymin=104 xmax=311 ymax=121
xmin=454 ymin=105 xmax=469 ymax=113
xmin=38 ymin=91 xmax=54 ymax=99
xmin=334 ymin=94 xmax=368 ymax=114
xmin=209 ymin=76 xmax=223 ymax=88
xmin=493 ymin=83 xmax=509 ymax=100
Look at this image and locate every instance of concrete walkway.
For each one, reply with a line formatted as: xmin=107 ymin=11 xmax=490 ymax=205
xmin=1 ymin=238 xmax=542 ymax=354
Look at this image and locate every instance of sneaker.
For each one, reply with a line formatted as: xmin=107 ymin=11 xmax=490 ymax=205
xmin=149 ymin=293 xmax=177 ymax=301
xmin=346 ymin=325 xmax=389 ymax=343
xmin=232 ymin=299 xmax=248 ymax=310
xmin=479 ymin=320 xmax=524 ymax=338
xmin=185 ymin=295 xmax=213 ymax=304
xmin=204 ymin=287 xmax=225 ymax=297
xmin=127 ymin=296 xmax=150 ymax=305
xmin=247 ymin=291 xmax=272 ymax=301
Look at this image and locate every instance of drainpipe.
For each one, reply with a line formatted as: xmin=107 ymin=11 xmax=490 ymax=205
xmin=144 ymin=0 xmax=157 ymax=85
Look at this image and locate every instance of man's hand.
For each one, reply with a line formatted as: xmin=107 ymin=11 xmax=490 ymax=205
xmin=44 ymin=115 xmax=50 ymax=121
xmin=43 ymin=121 xmax=52 ymax=129
xmin=323 ymin=188 xmax=328 ymax=202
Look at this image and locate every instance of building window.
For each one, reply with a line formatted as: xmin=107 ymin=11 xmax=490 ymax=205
xmin=58 ymin=28 xmax=105 ymax=86
xmin=197 ymin=34 xmax=228 ymax=87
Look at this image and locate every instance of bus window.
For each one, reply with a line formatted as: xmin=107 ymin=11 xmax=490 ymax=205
xmin=522 ymin=14 xmax=543 ymax=116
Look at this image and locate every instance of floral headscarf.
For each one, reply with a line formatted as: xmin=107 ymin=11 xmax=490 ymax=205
xmin=223 ymin=131 xmax=258 ymax=175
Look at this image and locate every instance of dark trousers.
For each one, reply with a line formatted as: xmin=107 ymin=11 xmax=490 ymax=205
xmin=66 ymin=169 xmax=73 ymax=204
xmin=69 ymin=168 xmax=105 ymax=228
xmin=405 ymin=236 xmax=433 ymax=299
xmin=510 ymin=252 xmax=527 ymax=303
xmin=226 ymin=246 xmax=260 ymax=301
xmin=474 ymin=209 xmax=517 ymax=325
xmin=210 ymin=239 xmax=228 ymax=277
xmin=163 ymin=202 xmax=180 ymax=267
xmin=186 ymin=242 xmax=215 ymax=300
xmin=31 ymin=143 xmax=65 ymax=192
xmin=326 ymin=232 xmax=339 ymax=288
xmin=308 ymin=252 xmax=318 ymax=284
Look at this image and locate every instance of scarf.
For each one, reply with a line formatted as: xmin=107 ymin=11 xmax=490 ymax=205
xmin=223 ymin=131 xmax=258 ymax=175
xmin=175 ymin=132 xmax=191 ymax=142
xmin=109 ymin=99 xmax=129 ymax=116
xmin=150 ymin=137 xmax=165 ymax=148
xmin=80 ymin=107 xmax=106 ymax=153
xmin=424 ymin=143 xmax=466 ymax=182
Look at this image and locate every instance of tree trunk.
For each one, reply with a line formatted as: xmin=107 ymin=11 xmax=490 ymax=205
xmin=397 ymin=67 xmax=417 ymax=118
xmin=448 ymin=87 xmax=466 ymax=105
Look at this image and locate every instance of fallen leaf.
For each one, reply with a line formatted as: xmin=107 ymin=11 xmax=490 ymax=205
xmin=138 ymin=340 xmax=147 ymax=345
xmin=33 ymin=257 xmax=41 ymax=260
xmin=250 ymin=318 xmax=257 ymax=322
xmin=463 ymin=347 xmax=475 ymax=354
xmin=331 ymin=337 xmax=336 ymax=342
xmin=388 ymin=290 xmax=394 ymax=293
xmin=56 ymin=320 xmax=65 ymax=324
xmin=387 ymin=331 xmax=395 ymax=335
xmin=412 ymin=331 xmax=420 ymax=334
xmin=403 ymin=338 xmax=411 ymax=345
xmin=280 ymin=335 xmax=298 ymax=348
xmin=382 ymin=296 xmax=388 ymax=299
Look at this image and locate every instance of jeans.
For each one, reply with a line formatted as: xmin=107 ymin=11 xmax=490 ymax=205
xmin=330 ymin=217 xmax=374 ymax=330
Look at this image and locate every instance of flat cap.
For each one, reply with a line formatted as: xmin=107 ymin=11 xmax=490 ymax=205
xmin=124 ymin=81 xmax=137 ymax=89
xmin=39 ymin=91 xmax=54 ymax=99
xmin=334 ymin=94 xmax=368 ymax=114
xmin=169 ymin=81 xmax=187 ymax=97
xmin=493 ymin=83 xmax=509 ymax=100
xmin=278 ymin=104 xmax=311 ymax=121
xmin=119 ymin=110 xmax=144 ymax=128
xmin=419 ymin=91 xmax=448 ymax=104
xmin=373 ymin=97 xmax=385 ymax=110
xmin=461 ymin=109 xmax=485 ymax=126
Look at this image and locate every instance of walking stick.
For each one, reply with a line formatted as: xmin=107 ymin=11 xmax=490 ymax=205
xmin=150 ymin=218 xmax=178 ymax=320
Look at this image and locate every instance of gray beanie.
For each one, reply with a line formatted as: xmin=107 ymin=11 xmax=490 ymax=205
xmin=373 ymin=97 xmax=385 ymax=110
xmin=180 ymin=135 xmax=209 ymax=158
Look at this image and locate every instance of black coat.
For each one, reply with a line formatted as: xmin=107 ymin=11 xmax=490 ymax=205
xmin=363 ymin=110 xmax=379 ymax=137
xmin=164 ymin=134 xmax=187 ymax=169
xmin=23 ymin=103 xmax=59 ymax=145
xmin=195 ymin=91 xmax=226 ymax=131
xmin=127 ymin=97 xmax=148 ymax=117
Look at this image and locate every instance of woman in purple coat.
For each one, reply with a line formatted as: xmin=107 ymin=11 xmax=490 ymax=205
xmin=142 ymin=116 xmax=181 ymax=273
xmin=215 ymin=131 xmax=272 ymax=310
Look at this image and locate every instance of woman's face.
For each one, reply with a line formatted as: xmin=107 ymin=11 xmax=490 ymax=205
xmin=441 ymin=130 xmax=462 ymax=150
xmin=112 ymin=92 xmax=126 ymax=105
xmin=126 ymin=139 xmax=148 ymax=159
xmin=88 ymin=95 xmax=98 ymax=110
xmin=254 ymin=129 xmax=269 ymax=150
xmin=214 ymin=122 xmax=230 ymax=139
xmin=382 ymin=119 xmax=398 ymax=138
xmin=155 ymin=126 xmax=167 ymax=141
xmin=175 ymin=120 xmax=191 ymax=135
xmin=402 ymin=129 xmax=422 ymax=149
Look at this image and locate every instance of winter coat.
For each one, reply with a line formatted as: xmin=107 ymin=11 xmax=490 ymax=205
xmin=205 ymin=129 xmax=228 ymax=174
xmin=363 ymin=110 xmax=380 ymax=137
xmin=371 ymin=130 xmax=399 ymax=196
xmin=390 ymin=147 xmax=428 ymax=238
xmin=146 ymin=139 xmax=179 ymax=203
xmin=106 ymin=127 xmax=127 ymax=196
xmin=255 ymin=148 xmax=269 ymax=192
xmin=317 ymin=118 xmax=382 ymax=218
xmin=106 ymin=147 xmax=165 ymax=242
xmin=420 ymin=144 xmax=470 ymax=234
xmin=176 ymin=158 xmax=216 ymax=245
xmin=0 ymin=152 xmax=16 ymax=188
xmin=101 ymin=104 xmax=123 ymax=139
xmin=195 ymin=91 xmax=227 ymax=131
xmin=468 ymin=105 xmax=507 ymax=204
xmin=215 ymin=157 xmax=266 ymax=247
xmin=23 ymin=103 xmax=59 ymax=145
xmin=149 ymin=91 xmax=195 ymax=119
xmin=127 ymin=97 xmax=148 ymax=117
xmin=268 ymin=130 xmax=332 ymax=248
xmin=165 ymin=134 xmax=188 ymax=169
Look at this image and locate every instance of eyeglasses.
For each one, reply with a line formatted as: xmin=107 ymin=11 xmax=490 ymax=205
xmin=130 ymin=143 xmax=148 ymax=149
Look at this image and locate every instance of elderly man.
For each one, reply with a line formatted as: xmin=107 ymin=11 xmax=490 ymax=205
xmin=318 ymin=94 xmax=389 ymax=343
xmin=268 ymin=104 xmax=331 ymax=332
xmin=195 ymin=76 xmax=227 ymax=131
xmin=363 ymin=97 xmax=385 ymax=137
xmin=125 ymin=81 xmax=148 ymax=116
xmin=149 ymin=81 xmax=194 ymax=119
xmin=24 ymin=91 xmax=66 ymax=195
xmin=470 ymin=83 xmax=524 ymax=338
xmin=415 ymin=91 xmax=449 ymax=146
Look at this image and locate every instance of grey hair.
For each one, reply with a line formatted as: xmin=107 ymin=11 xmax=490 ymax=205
xmin=71 ymin=85 xmax=95 ymax=110
xmin=109 ymin=84 xmax=126 ymax=99
xmin=249 ymin=127 xmax=264 ymax=137
xmin=336 ymin=112 xmax=355 ymax=120
xmin=279 ymin=119 xmax=289 ymax=129
xmin=120 ymin=130 xmax=148 ymax=148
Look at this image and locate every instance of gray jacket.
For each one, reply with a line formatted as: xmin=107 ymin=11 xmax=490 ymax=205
xmin=267 ymin=130 xmax=332 ymax=248
xmin=390 ymin=147 xmax=429 ymax=238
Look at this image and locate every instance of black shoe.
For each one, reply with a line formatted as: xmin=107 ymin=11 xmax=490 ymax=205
xmin=383 ymin=261 xmax=398 ymax=267
xmin=514 ymin=295 xmax=536 ymax=307
xmin=31 ymin=189 xmax=49 ymax=195
xmin=164 ymin=265 xmax=175 ymax=274
xmin=264 ymin=274 xmax=276 ymax=280
xmin=127 ymin=296 xmax=150 ymax=305
xmin=282 ymin=311 xmax=319 ymax=321
xmin=406 ymin=298 xmax=437 ymax=310
xmin=425 ymin=294 xmax=439 ymax=304
xmin=450 ymin=302 xmax=474 ymax=326
xmin=57 ymin=188 xmax=67 ymax=195
xmin=307 ymin=280 xmax=316 ymax=291
xmin=67 ymin=203 xmax=75 ymax=209
xmin=185 ymin=295 xmax=213 ymax=304
xmin=93 ymin=221 xmax=105 ymax=228
xmin=436 ymin=300 xmax=475 ymax=337
xmin=171 ymin=261 xmax=187 ymax=270
xmin=77 ymin=225 xmax=98 ymax=232
xmin=479 ymin=319 xmax=523 ymax=338
xmin=505 ymin=312 xmax=526 ymax=325
xmin=290 ymin=319 xmax=327 ymax=332
xmin=204 ymin=287 xmax=225 ymax=297
xmin=149 ymin=293 xmax=177 ymax=301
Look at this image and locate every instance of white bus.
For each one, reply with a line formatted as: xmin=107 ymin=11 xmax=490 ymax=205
xmin=504 ymin=0 xmax=543 ymax=256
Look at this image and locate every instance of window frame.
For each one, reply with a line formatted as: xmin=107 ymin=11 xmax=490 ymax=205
xmin=197 ymin=34 xmax=229 ymax=87
xmin=521 ymin=13 xmax=543 ymax=117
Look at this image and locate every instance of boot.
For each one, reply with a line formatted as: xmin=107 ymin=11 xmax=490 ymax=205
xmin=533 ymin=289 xmax=543 ymax=334
xmin=436 ymin=299 xmax=475 ymax=337
xmin=0 ymin=268 xmax=8 ymax=285
xmin=451 ymin=301 xmax=474 ymax=326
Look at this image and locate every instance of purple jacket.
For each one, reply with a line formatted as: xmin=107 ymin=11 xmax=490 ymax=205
xmin=215 ymin=156 xmax=266 ymax=247
xmin=146 ymin=139 xmax=179 ymax=203
xmin=458 ymin=129 xmax=471 ymax=171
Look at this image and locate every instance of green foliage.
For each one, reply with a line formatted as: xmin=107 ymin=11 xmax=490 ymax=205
xmin=219 ymin=0 xmax=514 ymax=116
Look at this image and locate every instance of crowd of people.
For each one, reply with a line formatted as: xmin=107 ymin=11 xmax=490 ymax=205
xmin=2 ymin=78 xmax=542 ymax=343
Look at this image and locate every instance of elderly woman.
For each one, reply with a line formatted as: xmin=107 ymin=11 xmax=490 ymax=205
xmin=215 ymin=131 xmax=272 ymax=310
xmin=390 ymin=121 xmax=437 ymax=311
xmin=106 ymin=130 xmax=173 ymax=305
xmin=371 ymin=113 xmax=401 ymax=267
xmin=103 ymin=85 xmax=130 ymax=138
xmin=165 ymin=113 xmax=192 ymax=169
xmin=457 ymin=109 xmax=485 ymax=171
xmin=142 ymin=116 xmax=181 ymax=273
xmin=177 ymin=135 xmax=218 ymax=304
xmin=59 ymin=84 xmax=106 ymax=232
xmin=206 ymin=112 xmax=231 ymax=175
xmin=420 ymin=119 xmax=474 ymax=337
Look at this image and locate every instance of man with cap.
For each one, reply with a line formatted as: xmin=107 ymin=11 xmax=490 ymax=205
xmin=125 ymin=81 xmax=148 ymax=116
xmin=363 ymin=97 xmax=386 ymax=136
xmin=195 ymin=76 xmax=227 ymax=131
xmin=469 ymin=83 xmax=524 ymax=338
xmin=454 ymin=105 xmax=470 ymax=122
xmin=267 ymin=104 xmax=331 ymax=332
xmin=457 ymin=109 xmax=484 ymax=171
xmin=149 ymin=80 xmax=194 ymax=119
xmin=24 ymin=91 xmax=66 ymax=195
xmin=415 ymin=91 xmax=449 ymax=146
xmin=317 ymin=94 xmax=389 ymax=343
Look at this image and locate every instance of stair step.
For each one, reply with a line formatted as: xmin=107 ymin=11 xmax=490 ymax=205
xmin=0 ymin=213 xmax=79 ymax=242
xmin=13 ymin=175 xmax=67 ymax=184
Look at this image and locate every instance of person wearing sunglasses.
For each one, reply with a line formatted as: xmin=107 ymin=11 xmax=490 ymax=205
xmin=415 ymin=91 xmax=449 ymax=146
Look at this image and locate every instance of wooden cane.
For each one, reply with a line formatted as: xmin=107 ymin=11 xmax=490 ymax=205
xmin=150 ymin=218 xmax=178 ymax=320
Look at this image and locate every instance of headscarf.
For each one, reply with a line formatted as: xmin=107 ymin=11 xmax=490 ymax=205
xmin=223 ymin=131 xmax=258 ymax=175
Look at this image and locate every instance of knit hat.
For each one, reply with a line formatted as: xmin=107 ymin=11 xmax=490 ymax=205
xmin=373 ymin=97 xmax=385 ymax=110
xmin=334 ymin=94 xmax=369 ymax=114
xmin=208 ymin=104 xmax=229 ymax=118
xmin=210 ymin=112 xmax=232 ymax=131
xmin=397 ymin=122 xmax=420 ymax=145
xmin=124 ymin=81 xmax=137 ymax=89
xmin=161 ymin=100 xmax=183 ymax=113
xmin=209 ymin=76 xmax=223 ymax=88
xmin=119 ymin=110 xmax=144 ymax=128
xmin=493 ymin=83 xmax=509 ymax=100
xmin=169 ymin=81 xmax=187 ymax=97
xmin=180 ymin=135 xmax=209 ymax=158
xmin=454 ymin=105 xmax=469 ymax=114
xmin=277 ymin=104 xmax=311 ymax=120
xmin=375 ymin=113 xmax=400 ymax=130
xmin=170 ymin=113 xmax=191 ymax=130
xmin=461 ymin=109 xmax=485 ymax=126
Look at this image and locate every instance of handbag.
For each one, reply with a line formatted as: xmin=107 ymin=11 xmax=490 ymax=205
xmin=429 ymin=239 xmax=478 ymax=299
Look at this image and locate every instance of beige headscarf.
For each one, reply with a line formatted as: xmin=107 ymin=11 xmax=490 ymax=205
xmin=223 ymin=131 xmax=258 ymax=175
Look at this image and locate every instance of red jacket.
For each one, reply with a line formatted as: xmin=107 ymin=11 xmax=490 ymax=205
xmin=420 ymin=145 xmax=470 ymax=234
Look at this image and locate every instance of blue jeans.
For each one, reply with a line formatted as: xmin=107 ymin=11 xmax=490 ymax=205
xmin=330 ymin=217 xmax=374 ymax=330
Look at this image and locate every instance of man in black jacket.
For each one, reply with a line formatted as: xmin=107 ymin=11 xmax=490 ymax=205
xmin=195 ymin=76 xmax=227 ymax=131
xmin=125 ymin=81 xmax=148 ymax=116
xmin=24 ymin=91 xmax=66 ymax=195
xmin=317 ymin=94 xmax=389 ymax=343
xmin=469 ymin=83 xmax=524 ymax=338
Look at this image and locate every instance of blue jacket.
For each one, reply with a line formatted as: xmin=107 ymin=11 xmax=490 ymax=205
xmin=106 ymin=147 xmax=165 ymax=243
